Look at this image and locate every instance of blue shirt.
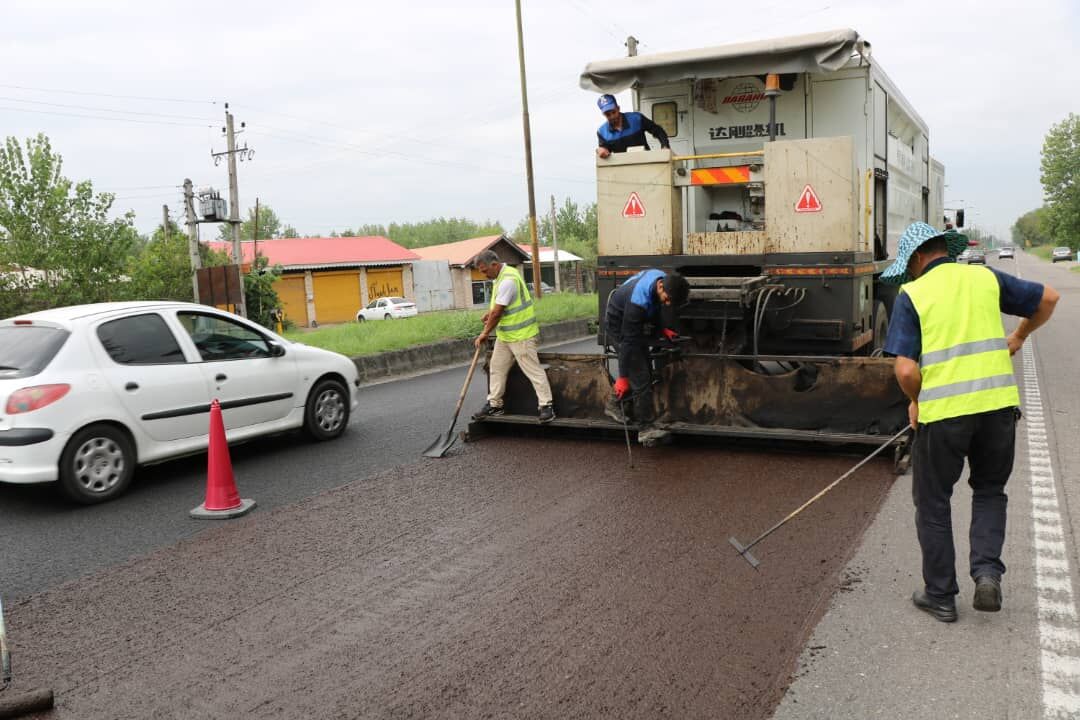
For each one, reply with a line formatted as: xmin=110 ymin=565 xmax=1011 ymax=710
xmin=597 ymin=112 xmax=670 ymax=153
xmin=884 ymin=258 xmax=1044 ymax=361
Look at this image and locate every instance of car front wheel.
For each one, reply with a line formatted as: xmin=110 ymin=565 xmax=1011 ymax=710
xmin=59 ymin=424 xmax=135 ymax=504
xmin=304 ymin=378 xmax=350 ymax=441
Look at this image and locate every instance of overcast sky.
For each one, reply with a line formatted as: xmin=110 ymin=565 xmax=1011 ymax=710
xmin=3 ymin=0 xmax=1077 ymax=242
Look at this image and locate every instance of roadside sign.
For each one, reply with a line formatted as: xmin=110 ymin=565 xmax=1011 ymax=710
xmin=622 ymin=192 xmax=646 ymax=218
xmin=795 ymin=184 xmax=822 ymax=213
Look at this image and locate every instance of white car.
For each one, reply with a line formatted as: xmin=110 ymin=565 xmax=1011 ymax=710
xmin=1051 ymin=246 xmax=1073 ymax=263
xmin=356 ymin=297 xmax=418 ymax=322
xmin=0 ymin=302 xmax=359 ymax=504
xmin=998 ymin=247 xmax=1015 ymax=259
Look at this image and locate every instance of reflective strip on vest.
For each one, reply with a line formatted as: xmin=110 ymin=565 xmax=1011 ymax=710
xmin=920 ymin=337 xmax=1008 ymax=368
xmin=490 ymin=265 xmax=539 ymax=343
xmin=919 ymin=373 xmax=1017 ymax=402
xmin=902 ymin=262 xmax=1019 ymax=424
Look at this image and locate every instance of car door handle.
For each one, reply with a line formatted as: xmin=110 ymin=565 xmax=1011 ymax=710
xmin=215 ymin=373 xmax=227 ymax=382
xmin=125 ymin=382 xmax=139 ymax=391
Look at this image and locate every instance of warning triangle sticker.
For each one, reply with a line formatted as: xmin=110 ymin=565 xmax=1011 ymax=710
xmin=622 ymin=191 xmax=646 ymax=218
xmin=795 ymin=184 xmax=822 ymax=213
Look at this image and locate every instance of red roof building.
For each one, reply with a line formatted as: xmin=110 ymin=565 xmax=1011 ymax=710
xmin=208 ymin=236 xmax=419 ymax=270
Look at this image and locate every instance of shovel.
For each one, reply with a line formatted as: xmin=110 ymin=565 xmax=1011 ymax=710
xmin=423 ymin=344 xmax=484 ymax=458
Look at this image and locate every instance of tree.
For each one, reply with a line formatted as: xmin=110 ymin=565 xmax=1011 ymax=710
xmin=1040 ymin=113 xmax=1080 ymax=250
xmin=0 ymin=133 xmax=140 ymax=316
xmin=513 ymin=199 xmax=599 ymax=268
xmin=280 ymin=224 xmax=300 ymax=238
xmin=243 ymin=254 xmax=283 ymax=329
xmin=217 ymin=202 xmax=283 ymax=241
xmin=1011 ymin=207 xmax=1053 ymax=248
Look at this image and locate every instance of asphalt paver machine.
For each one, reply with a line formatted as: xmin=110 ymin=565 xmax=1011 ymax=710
xmin=470 ymin=29 xmax=943 ymax=458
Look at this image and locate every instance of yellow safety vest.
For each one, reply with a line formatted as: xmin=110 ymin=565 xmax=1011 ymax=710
xmin=490 ymin=264 xmax=539 ymax=343
xmin=902 ymin=262 xmax=1019 ymax=424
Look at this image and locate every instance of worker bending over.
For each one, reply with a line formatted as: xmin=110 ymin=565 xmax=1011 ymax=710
xmin=604 ymin=269 xmax=690 ymax=440
xmin=471 ymin=250 xmax=555 ymax=424
xmin=882 ymin=221 xmax=1058 ymax=623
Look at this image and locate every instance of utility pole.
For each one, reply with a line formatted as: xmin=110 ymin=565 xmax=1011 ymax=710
xmin=253 ymin=197 xmax=260 ymax=269
xmin=514 ymin=0 xmax=542 ymax=298
xmin=162 ymin=204 xmax=171 ymax=243
xmin=550 ymin=195 xmax=561 ymax=293
xmin=182 ymin=179 xmax=202 ymax=303
xmin=224 ymin=103 xmax=247 ymax=317
xmin=626 ymin=36 xmax=639 ymax=57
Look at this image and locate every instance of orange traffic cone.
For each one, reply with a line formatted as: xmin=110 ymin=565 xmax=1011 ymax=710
xmin=190 ymin=399 xmax=256 ymax=519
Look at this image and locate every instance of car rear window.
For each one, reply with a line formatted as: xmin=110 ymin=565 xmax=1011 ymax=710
xmin=0 ymin=326 xmax=70 ymax=379
xmin=388 ymin=297 xmax=407 ymax=304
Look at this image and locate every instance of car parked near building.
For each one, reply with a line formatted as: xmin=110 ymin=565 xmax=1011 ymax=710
xmin=356 ymin=297 xmax=418 ymax=322
xmin=0 ymin=302 xmax=359 ymax=504
xmin=1051 ymin=246 xmax=1073 ymax=263
xmin=998 ymin=247 xmax=1015 ymax=259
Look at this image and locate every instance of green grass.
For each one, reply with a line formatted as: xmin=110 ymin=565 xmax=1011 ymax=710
xmin=1028 ymin=245 xmax=1054 ymax=261
xmin=286 ymin=293 xmax=598 ymax=357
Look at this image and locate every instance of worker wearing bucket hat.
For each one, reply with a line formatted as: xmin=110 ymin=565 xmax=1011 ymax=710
xmin=883 ymin=221 xmax=1059 ymax=623
xmin=595 ymin=94 xmax=670 ymax=159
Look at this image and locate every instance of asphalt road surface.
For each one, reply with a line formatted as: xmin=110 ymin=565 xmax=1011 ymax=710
xmin=5 ymin=438 xmax=895 ymax=719
xmin=0 ymin=337 xmax=599 ymax=602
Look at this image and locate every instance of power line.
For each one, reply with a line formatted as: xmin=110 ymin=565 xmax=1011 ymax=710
xmin=0 ymin=105 xmax=214 ymax=128
xmin=0 ymin=96 xmax=217 ymax=122
xmin=0 ymin=83 xmax=216 ymax=105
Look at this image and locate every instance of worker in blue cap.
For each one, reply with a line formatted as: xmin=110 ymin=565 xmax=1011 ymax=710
xmin=595 ymin=94 xmax=670 ymax=158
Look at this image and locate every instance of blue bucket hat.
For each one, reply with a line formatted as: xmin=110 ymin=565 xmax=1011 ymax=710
xmin=880 ymin=222 xmax=969 ymax=285
xmin=597 ymin=94 xmax=618 ymax=113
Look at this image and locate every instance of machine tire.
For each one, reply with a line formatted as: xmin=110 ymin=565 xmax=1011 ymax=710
xmin=384 ymin=313 xmax=392 ymax=320
xmin=871 ymin=301 xmax=889 ymax=355
xmin=58 ymin=424 xmax=135 ymax=504
xmin=303 ymin=377 xmax=350 ymax=441
xmin=357 ymin=314 xmax=365 ymax=323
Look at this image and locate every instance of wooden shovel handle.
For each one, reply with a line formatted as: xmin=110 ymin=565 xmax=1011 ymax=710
xmin=449 ymin=344 xmax=484 ymax=426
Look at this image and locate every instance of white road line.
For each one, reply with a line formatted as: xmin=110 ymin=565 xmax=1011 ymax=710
xmin=1022 ymin=342 xmax=1080 ymax=718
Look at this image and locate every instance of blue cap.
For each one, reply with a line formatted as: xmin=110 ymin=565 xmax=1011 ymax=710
xmin=880 ymin=222 xmax=969 ymax=285
xmin=597 ymin=94 xmax=618 ymax=113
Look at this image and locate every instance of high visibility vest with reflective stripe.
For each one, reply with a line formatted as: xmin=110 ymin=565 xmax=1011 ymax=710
xmin=490 ymin=264 xmax=539 ymax=343
xmin=902 ymin=262 xmax=1019 ymax=424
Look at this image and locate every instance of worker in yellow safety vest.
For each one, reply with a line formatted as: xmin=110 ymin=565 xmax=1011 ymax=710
xmin=881 ymin=221 xmax=1059 ymax=623
xmin=471 ymin=250 xmax=555 ymax=424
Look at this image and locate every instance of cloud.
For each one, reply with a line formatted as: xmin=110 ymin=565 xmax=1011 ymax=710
xmin=1 ymin=0 xmax=1076 ymax=243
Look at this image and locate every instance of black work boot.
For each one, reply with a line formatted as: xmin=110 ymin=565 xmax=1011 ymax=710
xmin=912 ymin=590 xmax=957 ymax=623
xmin=538 ymin=404 xmax=556 ymax=424
xmin=472 ymin=402 xmax=505 ymax=420
xmin=973 ymin=576 xmax=1002 ymax=612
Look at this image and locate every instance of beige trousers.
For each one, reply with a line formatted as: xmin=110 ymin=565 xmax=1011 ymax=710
xmin=487 ymin=336 xmax=553 ymax=408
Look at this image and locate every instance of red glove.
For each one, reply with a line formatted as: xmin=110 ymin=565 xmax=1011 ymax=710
xmin=614 ymin=377 xmax=631 ymax=399
xmin=662 ymin=328 xmax=679 ymax=341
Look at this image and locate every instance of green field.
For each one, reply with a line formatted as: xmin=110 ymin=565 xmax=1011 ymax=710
xmin=286 ymin=293 xmax=598 ymax=356
xmin=1028 ymin=245 xmax=1054 ymax=261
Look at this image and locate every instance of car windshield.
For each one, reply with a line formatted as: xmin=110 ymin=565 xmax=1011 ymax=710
xmin=0 ymin=325 xmax=70 ymax=379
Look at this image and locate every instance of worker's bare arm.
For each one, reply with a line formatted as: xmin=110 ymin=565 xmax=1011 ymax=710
xmin=1008 ymin=284 xmax=1060 ymax=355
xmin=894 ymin=356 xmax=922 ymax=427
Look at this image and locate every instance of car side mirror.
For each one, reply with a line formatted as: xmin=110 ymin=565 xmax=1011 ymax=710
xmin=267 ymin=341 xmax=286 ymax=358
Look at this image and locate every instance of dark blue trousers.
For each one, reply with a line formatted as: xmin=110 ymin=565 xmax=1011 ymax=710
xmin=912 ymin=406 xmax=1018 ymax=601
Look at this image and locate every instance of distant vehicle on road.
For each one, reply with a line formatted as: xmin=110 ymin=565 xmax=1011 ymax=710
xmin=958 ymin=249 xmax=972 ymax=262
xmin=0 ymin=302 xmax=358 ymax=504
xmin=998 ymin=247 xmax=1014 ymax=259
xmin=1051 ymin=247 xmax=1073 ymax=263
xmin=967 ymin=249 xmax=986 ymax=265
xmin=357 ymin=297 xmax=418 ymax=322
